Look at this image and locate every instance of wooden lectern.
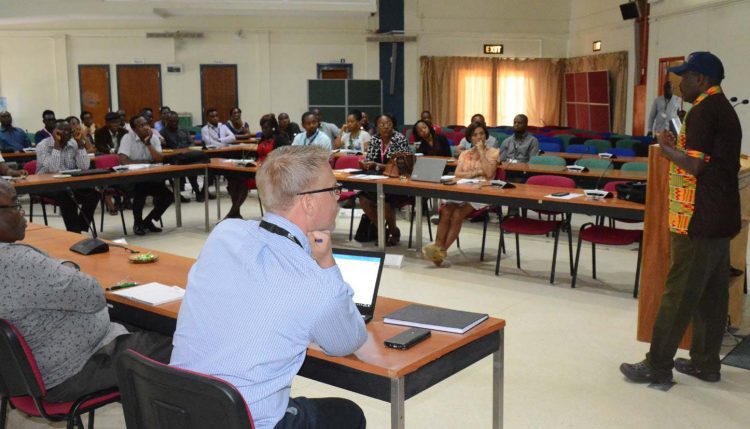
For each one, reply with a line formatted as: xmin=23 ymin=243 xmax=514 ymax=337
xmin=637 ymin=146 xmax=749 ymax=347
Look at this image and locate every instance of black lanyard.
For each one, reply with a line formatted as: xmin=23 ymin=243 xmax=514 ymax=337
xmin=259 ymin=220 xmax=303 ymax=249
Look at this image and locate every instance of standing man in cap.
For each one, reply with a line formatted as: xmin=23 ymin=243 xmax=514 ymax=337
xmin=621 ymin=52 xmax=742 ymax=384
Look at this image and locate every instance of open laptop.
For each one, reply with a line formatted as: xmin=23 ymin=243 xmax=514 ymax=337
xmin=410 ymin=157 xmax=447 ymax=183
xmin=333 ymin=248 xmax=385 ymax=323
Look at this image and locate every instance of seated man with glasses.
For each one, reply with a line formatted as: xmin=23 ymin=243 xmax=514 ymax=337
xmin=171 ymin=145 xmax=366 ymax=429
xmin=0 ymin=180 xmax=172 ymax=403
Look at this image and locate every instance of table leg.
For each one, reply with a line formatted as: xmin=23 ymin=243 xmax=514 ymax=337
xmin=415 ymin=195 xmax=423 ymax=253
xmin=204 ymin=168 xmax=210 ymax=232
xmin=493 ymin=330 xmax=504 ymax=429
xmin=215 ymin=174 xmax=221 ymax=220
xmin=390 ymin=377 xmax=405 ymax=429
xmin=173 ymin=179 xmax=182 ymax=227
xmin=377 ymin=183 xmax=385 ymax=250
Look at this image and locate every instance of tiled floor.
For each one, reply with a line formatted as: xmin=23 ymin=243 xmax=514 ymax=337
xmin=8 ymin=188 xmax=750 ymax=429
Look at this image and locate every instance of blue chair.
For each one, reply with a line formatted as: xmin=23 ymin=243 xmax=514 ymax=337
xmin=608 ymin=148 xmax=635 ymax=157
xmin=566 ymin=144 xmax=597 ymax=155
xmin=539 ymin=142 xmax=563 ymax=153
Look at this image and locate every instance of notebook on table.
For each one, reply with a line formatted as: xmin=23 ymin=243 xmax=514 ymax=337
xmin=384 ymin=303 xmax=488 ymax=334
xmin=111 ymin=282 xmax=185 ymax=306
xmin=333 ymin=248 xmax=385 ymax=323
xmin=410 ymin=157 xmax=447 ymax=183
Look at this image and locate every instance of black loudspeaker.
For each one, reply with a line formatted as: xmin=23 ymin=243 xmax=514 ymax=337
xmin=70 ymin=238 xmax=110 ymax=255
xmin=620 ymin=2 xmax=640 ymax=20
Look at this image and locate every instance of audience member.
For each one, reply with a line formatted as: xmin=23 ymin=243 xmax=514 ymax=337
xmin=225 ymin=114 xmax=290 ymax=220
xmin=94 ymin=112 xmax=128 ymax=154
xmin=360 ymin=111 xmax=376 ymax=135
xmin=414 ymin=119 xmax=451 ymax=157
xmin=161 ymin=111 xmax=205 ymax=202
xmin=226 ymin=107 xmax=252 ymax=140
xmin=171 ymin=145 xmax=367 ymax=429
xmin=118 ymin=109 xmax=131 ymax=131
xmin=456 ymin=113 xmax=498 ymax=156
xmin=0 ymin=179 xmax=173 ymax=403
xmin=311 ymin=108 xmax=340 ymax=142
xmin=423 ymin=122 xmax=499 ymax=266
xmin=335 ymin=109 xmax=371 ymax=152
xmin=81 ymin=111 xmax=96 ymax=137
xmin=498 ymin=114 xmax=539 ymax=163
xmin=201 ymin=108 xmax=236 ymax=148
xmin=66 ymin=115 xmax=96 ymax=153
xmin=278 ymin=112 xmax=301 ymax=142
xmin=35 ymin=119 xmax=100 ymax=233
xmin=118 ymin=115 xmax=174 ymax=236
xmin=420 ymin=110 xmax=442 ymax=135
xmin=153 ymin=106 xmax=171 ymax=132
xmin=358 ymin=113 xmax=410 ymax=246
xmin=292 ymin=111 xmax=332 ymax=150
xmin=0 ymin=111 xmax=31 ymax=152
xmin=34 ymin=110 xmax=57 ymax=144
xmin=647 ymin=81 xmax=683 ymax=136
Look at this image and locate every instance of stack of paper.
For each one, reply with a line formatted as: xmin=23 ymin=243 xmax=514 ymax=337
xmin=112 ymin=282 xmax=185 ymax=306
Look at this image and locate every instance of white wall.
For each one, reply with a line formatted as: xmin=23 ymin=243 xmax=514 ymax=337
xmin=649 ymin=0 xmax=750 ymax=152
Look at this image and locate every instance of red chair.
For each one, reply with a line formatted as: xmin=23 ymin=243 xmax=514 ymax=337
xmin=496 ymin=175 xmax=576 ymax=283
xmin=0 ymin=319 xmax=120 ymax=429
xmin=334 ymin=155 xmax=364 ymax=240
xmin=571 ymin=181 xmax=644 ymax=298
xmin=94 ymin=155 xmax=128 ymax=235
xmin=116 ymin=349 xmax=255 ymax=429
xmin=21 ymin=160 xmax=59 ymax=225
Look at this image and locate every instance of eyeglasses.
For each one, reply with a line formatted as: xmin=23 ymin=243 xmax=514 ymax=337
xmin=0 ymin=200 xmax=23 ymax=212
xmin=297 ymin=183 xmax=342 ymax=197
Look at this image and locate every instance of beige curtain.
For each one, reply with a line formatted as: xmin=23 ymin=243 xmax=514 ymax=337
xmin=421 ymin=56 xmax=564 ymax=127
xmin=563 ymin=52 xmax=628 ymax=134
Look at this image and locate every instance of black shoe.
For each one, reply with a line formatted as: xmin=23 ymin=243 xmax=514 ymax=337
xmin=208 ymin=192 xmax=217 ymax=200
xmin=133 ymin=223 xmax=146 ymax=236
xmin=195 ymin=191 xmax=205 ymax=203
xmin=143 ymin=219 xmax=162 ymax=233
xmin=180 ymin=195 xmax=191 ymax=203
xmin=620 ymin=360 xmax=672 ymax=384
xmin=674 ymin=358 xmax=720 ymax=382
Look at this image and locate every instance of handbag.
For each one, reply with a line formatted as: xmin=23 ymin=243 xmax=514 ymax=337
xmin=354 ymin=214 xmax=378 ymax=243
xmin=382 ymin=152 xmax=416 ymax=178
xmin=615 ymin=181 xmax=647 ymax=204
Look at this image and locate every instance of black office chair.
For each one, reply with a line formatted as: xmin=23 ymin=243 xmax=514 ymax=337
xmin=116 ymin=349 xmax=255 ymax=429
xmin=0 ymin=319 xmax=120 ymax=429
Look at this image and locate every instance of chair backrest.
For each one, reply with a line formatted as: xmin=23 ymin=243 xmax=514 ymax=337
xmin=95 ymin=154 xmax=121 ymax=169
xmin=526 ymin=174 xmax=577 ymax=188
xmin=603 ymin=180 xmax=630 ymax=193
xmin=621 ymin=161 xmax=648 ymax=172
xmin=615 ymin=139 xmax=640 ymax=150
xmin=538 ymin=142 xmax=563 ymax=153
xmin=116 ymin=349 xmax=255 ymax=429
xmin=575 ymin=158 xmax=612 ymax=170
xmin=565 ymin=144 xmax=597 ymax=154
xmin=22 ymin=160 xmax=37 ymax=175
xmin=583 ymin=139 xmax=612 ymax=153
xmin=0 ymin=319 xmax=47 ymax=399
xmin=554 ymin=134 xmax=576 ymax=148
xmin=528 ymin=155 xmax=566 ymax=166
xmin=607 ymin=148 xmax=636 ymax=157
xmin=333 ymin=155 xmax=363 ymax=169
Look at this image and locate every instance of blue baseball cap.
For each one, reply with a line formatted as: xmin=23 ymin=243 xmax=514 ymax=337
xmin=668 ymin=51 xmax=724 ymax=80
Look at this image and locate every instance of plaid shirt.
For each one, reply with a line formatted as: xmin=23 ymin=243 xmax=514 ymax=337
xmin=35 ymin=137 xmax=91 ymax=174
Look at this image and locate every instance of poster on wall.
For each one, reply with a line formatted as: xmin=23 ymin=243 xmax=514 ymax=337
xmin=0 ymin=97 xmax=7 ymax=112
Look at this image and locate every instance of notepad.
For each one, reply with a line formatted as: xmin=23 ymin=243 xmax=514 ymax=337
xmin=111 ymin=282 xmax=185 ymax=306
xmin=384 ymin=304 xmax=489 ymax=334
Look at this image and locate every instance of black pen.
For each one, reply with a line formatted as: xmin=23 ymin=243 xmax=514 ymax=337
xmin=106 ymin=282 xmax=139 ymax=291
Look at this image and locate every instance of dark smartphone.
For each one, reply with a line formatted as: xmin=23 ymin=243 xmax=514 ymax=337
xmin=551 ymin=192 xmax=569 ymax=197
xmin=384 ymin=328 xmax=431 ymax=350
xmin=442 ymin=180 xmax=457 ymax=185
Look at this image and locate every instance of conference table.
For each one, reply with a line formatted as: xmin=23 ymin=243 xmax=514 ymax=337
xmin=20 ymin=226 xmax=507 ymax=429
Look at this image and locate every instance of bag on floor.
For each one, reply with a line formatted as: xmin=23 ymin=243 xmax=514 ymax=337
xmin=354 ymin=214 xmax=378 ymax=243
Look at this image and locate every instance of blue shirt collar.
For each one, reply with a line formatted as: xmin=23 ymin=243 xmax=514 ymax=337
xmin=261 ymin=212 xmax=310 ymax=253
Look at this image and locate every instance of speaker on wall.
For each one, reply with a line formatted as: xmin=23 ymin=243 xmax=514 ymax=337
xmin=620 ymin=2 xmax=640 ymax=20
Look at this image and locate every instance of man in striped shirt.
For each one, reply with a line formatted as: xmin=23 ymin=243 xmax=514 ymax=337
xmin=35 ymin=119 xmax=99 ymax=233
xmin=171 ymin=145 xmax=368 ymax=429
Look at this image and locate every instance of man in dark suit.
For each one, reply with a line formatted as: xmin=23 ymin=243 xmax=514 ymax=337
xmin=93 ymin=112 xmax=128 ymax=154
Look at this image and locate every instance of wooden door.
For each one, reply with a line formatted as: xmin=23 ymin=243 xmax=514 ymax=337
xmin=116 ymin=65 xmax=162 ymax=123
xmin=78 ymin=65 xmax=112 ymax=126
xmin=200 ymin=65 xmax=238 ymax=124
xmin=658 ymin=56 xmax=685 ymax=99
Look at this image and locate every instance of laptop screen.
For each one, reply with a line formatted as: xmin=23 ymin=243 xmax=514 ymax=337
xmin=332 ymin=248 xmax=384 ymax=313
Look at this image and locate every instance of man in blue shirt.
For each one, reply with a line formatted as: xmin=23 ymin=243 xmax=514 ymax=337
xmin=0 ymin=111 xmax=31 ymax=152
xmin=34 ymin=110 xmax=57 ymax=144
xmin=171 ymin=145 xmax=368 ymax=429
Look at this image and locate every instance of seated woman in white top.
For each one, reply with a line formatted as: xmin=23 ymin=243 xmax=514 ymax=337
xmin=335 ymin=110 xmax=371 ymax=152
xmin=423 ymin=122 xmax=499 ymax=267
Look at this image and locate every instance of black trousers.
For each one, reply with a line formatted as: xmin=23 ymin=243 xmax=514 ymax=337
xmin=45 ymin=189 xmax=100 ymax=233
xmin=132 ymin=181 xmax=174 ymax=224
xmin=45 ymin=330 xmax=173 ymax=403
xmin=274 ymin=397 xmax=366 ymax=429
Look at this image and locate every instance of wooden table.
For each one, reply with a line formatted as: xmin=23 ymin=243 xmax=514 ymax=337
xmin=21 ymin=226 xmax=507 ymax=429
xmin=502 ymin=162 xmax=648 ymax=184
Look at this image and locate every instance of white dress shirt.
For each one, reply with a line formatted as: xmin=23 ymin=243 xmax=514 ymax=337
xmin=201 ymin=123 xmax=236 ymax=148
